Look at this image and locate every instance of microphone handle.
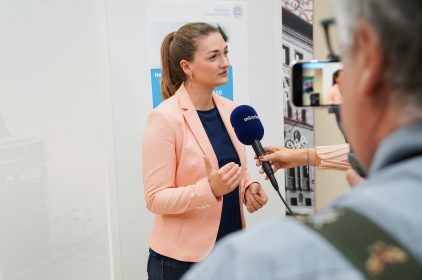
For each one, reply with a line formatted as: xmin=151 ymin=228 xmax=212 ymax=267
xmin=252 ymin=140 xmax=279 ymax=191
xmin=252 ymin=139 xmax=295 ymax=216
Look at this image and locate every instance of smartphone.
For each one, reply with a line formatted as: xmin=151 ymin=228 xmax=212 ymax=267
xmin=291 ymin=60 xmax=343 ymax=107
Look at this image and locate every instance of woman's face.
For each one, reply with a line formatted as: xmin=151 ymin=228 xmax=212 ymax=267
xmin=189 ymin=32 xmax=229 ymax=89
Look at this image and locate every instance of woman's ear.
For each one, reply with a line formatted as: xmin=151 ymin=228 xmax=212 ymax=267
xmin=180 ymin=60 xmax=192 ymax=76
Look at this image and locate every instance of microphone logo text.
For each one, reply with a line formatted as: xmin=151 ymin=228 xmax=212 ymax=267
xmin=243 ymin=115 xmax=259 ymax=122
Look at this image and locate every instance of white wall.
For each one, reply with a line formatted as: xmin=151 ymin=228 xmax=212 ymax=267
xmin=241 ymin=0 xmax=285 ymax=225
xmin=104 ymin=0 xmax=151 ymax=279
xmin=0 ymin=0 xmax=114 ymax=279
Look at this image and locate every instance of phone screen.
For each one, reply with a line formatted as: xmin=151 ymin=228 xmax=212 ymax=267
xmin=291 ymin=61 xmax=343 ymax=107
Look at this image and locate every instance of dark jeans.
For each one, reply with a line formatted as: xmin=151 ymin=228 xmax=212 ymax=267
xmin=147 ymin=249 xmax=194 ymax=280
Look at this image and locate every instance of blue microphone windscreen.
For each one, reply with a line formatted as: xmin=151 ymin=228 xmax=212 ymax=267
xmin=230 ymin=105 xmax=264 ymax=145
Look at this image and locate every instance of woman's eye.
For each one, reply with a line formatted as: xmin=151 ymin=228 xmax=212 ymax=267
xmin=209 ymin=55 xmax=216 ymax=60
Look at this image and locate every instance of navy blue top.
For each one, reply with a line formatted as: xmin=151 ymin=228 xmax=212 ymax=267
xmin=197 ymin=107 xmax=242 ymax=242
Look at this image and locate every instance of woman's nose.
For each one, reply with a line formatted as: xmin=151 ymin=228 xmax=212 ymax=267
xmin=220 ymin=56 xmax=229 ymax=68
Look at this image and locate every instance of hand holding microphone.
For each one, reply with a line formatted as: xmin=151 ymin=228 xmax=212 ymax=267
xmin=230 ymin=105 xmax=295 ymax=216
xmin=230 ymin=105 xmax=279 ymax=191
xmin=256 ymin=146 xmax=319 ymax=177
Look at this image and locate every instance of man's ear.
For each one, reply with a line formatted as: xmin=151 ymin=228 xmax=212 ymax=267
xmin=355 ymin=20 xmax=385 ymax=98
xmin=180 ymin=60 xmax=192 ymax=76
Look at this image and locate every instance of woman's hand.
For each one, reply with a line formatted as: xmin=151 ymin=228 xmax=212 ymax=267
xmin=244 ymin=182 xmax=268 ymax=213
xmin=255 ymin=146 xmax=316 ymax=179
xmin=204 ymin=158 xmax=242 ymax=197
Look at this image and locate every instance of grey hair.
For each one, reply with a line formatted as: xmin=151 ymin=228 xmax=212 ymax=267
xmin=332 ymin=0 xmax=422 ymax=114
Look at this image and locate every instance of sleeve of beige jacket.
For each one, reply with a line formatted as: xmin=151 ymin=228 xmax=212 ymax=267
xmin=316 ymin=144 xmax=350 ymax=171
xmin=142 ymin=110 xmax=220 ymax=215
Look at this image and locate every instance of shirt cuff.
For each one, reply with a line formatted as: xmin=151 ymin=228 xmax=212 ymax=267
xmin=316 ymin=144 xmax=351 ymax=171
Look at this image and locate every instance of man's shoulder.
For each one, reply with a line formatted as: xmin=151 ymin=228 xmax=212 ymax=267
xmin=185 ymin=218 xmax=359 ymax=280
xmin=330 ymin=160 xmax=422 ymax=263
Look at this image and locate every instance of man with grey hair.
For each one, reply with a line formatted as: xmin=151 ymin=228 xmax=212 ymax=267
xmin=183 ymin=0 xmax=422 ymax=279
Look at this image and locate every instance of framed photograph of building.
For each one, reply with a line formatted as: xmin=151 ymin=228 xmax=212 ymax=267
xmin=282 ymin=0 xmax=314 ymax=215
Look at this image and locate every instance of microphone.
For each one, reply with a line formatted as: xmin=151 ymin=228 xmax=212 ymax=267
xmin=230 ymin=105 xmax=295 ymax=216
xmin=230 ymin=105 xmax=279 ymax=191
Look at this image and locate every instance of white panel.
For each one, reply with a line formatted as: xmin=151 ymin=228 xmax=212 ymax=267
xmin=240 ymin=0 xmax=285 ymax=225
xmin=0 ymin=0 xmax=113 ymax=279
xmin=104 ymin=0 xmax=152 ymax=279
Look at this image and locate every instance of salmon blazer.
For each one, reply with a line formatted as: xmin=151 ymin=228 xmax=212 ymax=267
xmin=143 ymin=84 xmax=256 ymax=262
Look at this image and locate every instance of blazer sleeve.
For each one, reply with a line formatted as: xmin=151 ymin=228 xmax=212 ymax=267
xmin=142 ymin=110 xmax=219 ymax=215
xmin=316 ymin=144 xmax=350 ymax=171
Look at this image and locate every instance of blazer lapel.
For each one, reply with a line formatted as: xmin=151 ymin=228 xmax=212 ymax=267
xmin=213 ymin=95 xmax=247 ymax=168
xmin=176 ymin=85 xmax=219 ymax=169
